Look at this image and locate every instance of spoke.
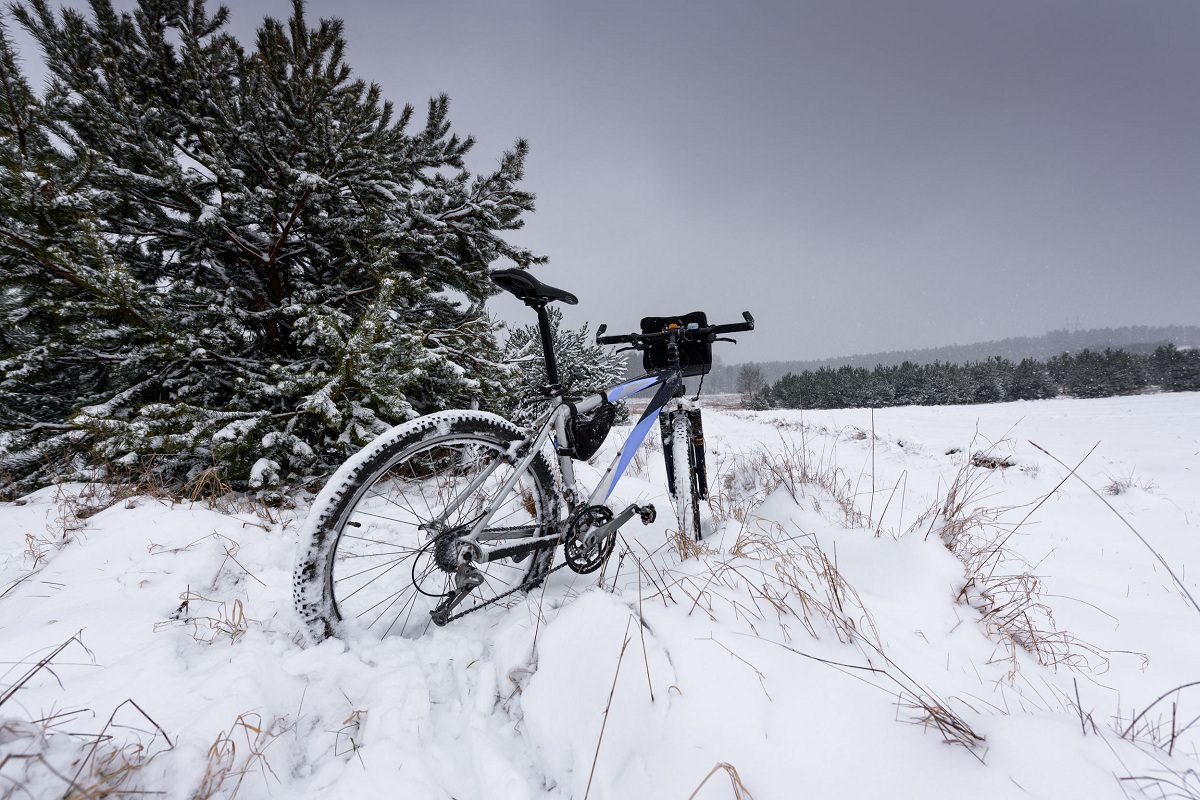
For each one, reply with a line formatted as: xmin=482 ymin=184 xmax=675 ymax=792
xmin=344 ymin=508 xmax=420 ymax=526
xmin=334 ymin=555 xmax=413 ymax=586
xmin=339 ymin=557 xmax=413 ymax=603
xmin=359 ymin=486 xmax=431 ymax=526
xmin=335 ymin=548 xmax=417 ymax=559
xmin=324 ymin=430 xmax=550 ymax=638
xmin=365 ymin=586 xmax=423 ymax=633
xmin=340 ymin=531 xmax=424 ymax=551
xmin=381 ymin=586 xmax=435 ymax=638
xmin=357 ymin=573 xmax=432 ymax=621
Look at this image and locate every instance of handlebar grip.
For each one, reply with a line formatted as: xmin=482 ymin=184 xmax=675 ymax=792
xmin=710 ymin=311 xmax=755 ymax=335
xmin=596 ymin=323 xmax=638 ymax=346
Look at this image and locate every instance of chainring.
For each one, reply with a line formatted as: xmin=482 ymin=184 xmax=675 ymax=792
xmin=563 ymin=505 xmax=616 ymax=574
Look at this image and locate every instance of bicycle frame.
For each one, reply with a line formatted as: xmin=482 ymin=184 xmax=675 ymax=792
xmin=571 ymin=370 xmax=686 ymax=505
xmin=297 ymin=267 xmax=755 ymax=637
xmin=441 ymin=368 xmax=691 ymax=564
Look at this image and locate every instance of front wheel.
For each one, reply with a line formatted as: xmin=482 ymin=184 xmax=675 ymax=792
xmin=669 ymin=413 xmax=703 ymax=541
xmin=293 ymin=412 xmax=561 ymax=641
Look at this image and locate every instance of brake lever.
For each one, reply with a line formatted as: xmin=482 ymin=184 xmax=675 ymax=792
xmin=714 ymin=337 xmax=737 ymax=344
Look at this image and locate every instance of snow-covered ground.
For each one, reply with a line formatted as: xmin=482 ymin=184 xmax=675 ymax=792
xmin=2 ymin=393 xmax=1198 ymax=799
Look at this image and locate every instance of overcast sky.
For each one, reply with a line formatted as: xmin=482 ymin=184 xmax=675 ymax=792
xmin=8 ymin=0 xmax=1200 ymax=362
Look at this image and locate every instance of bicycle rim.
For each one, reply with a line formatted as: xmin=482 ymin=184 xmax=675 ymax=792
xmin=328 ymin=430 xmax=553 ymax=638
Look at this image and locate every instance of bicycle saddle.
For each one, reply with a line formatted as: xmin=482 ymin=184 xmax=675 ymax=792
xmin=491 ymin=268 xmax=578 ymax=306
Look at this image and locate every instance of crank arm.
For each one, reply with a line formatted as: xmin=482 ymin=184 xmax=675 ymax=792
xmin=583 ymin=503 xmax=656 ymax=548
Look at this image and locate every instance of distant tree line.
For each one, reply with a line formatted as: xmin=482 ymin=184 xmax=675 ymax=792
xmin=702 ymin=324 xmax=1200 ymax=394
xmin=750 ymin=346 xmax=1200 ymax=410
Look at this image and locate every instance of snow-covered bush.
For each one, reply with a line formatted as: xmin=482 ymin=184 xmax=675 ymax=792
xmin=501 ymin=307 xmax=629 ymax=425
xmin=0 ymin=1 xmax=536 ymax=495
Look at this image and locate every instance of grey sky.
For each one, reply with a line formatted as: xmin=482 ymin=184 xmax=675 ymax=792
xmin=9 ymin=0 xmax=1199 ymax=362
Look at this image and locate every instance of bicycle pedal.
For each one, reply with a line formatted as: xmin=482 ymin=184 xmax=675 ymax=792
xmin=637 ymin=504 xmax=656 ymax=524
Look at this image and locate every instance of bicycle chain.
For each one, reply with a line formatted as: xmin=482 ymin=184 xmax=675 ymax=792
xmin=438 ymin=556 xmax=570 ymax=624
xmin=434 ymin=503 xmax=621 ymax=624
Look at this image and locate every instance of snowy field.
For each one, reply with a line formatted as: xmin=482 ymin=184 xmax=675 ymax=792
xmin=2 ymin=393 xmax=1199 ymax=799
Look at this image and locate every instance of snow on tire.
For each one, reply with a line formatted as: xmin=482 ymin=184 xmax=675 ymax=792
xmin=293 ymin=411 xmax=561 ymax=641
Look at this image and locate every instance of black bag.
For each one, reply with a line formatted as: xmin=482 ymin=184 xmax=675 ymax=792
xmin=566 ymin=398 xmax=616 ymax=460
xmin=640 ymin=312 xmax=712 ymax=377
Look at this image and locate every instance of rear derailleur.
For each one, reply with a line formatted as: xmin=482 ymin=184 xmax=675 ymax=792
xmin=430 ymin=560 xmax=485 ymax=626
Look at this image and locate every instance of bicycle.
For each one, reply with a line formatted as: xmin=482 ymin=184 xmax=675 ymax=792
xmin=293 ymin=268 xmax=754 ymax=640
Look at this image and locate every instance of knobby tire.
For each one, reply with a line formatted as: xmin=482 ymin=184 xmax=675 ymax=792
xmin=293 ymin=412 xmax=560 ymax=641
xmin=670 ymin=413 xmax=703 ymax=541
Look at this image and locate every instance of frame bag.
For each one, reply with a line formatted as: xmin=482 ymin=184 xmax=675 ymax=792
xmin=566 ymin=397 xmax=616 ymax=461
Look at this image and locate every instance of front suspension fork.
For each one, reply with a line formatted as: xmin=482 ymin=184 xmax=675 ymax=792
xmin=660 ymin=408 xmax=707 ymax=500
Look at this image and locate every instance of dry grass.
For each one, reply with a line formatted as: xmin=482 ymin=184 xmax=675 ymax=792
xmin=186 ymin=465 xmax=234 ymax=504
xmin=153 ymin=588 xmax=252 ymax=644
xmin=705 ymin=438 xmax=865 ymax=531
xmin=0 ymin=633 xmax=296 ymax=800
xmin=622 ymin=426 xmax=990 ymax=754
xmin=925 ymin=455 xmax=1107 ymax=676
xmin=730 ymin=525 xmax=876 ymax=646
xmin=687 ymin=762 xmax=756 ymax=800
xmin=638 ymin=516 xmax=988 ymax=755
xmin=191 ymin=713 xmax=291 ymax=800
xmin=0 ymin=634 xmax=174 ymax=800
xmin=63 ymin=700 xmax=175 ymax=800
xmin=1119 ymin=771 xmax=1200 ymax=800
xmin=667 ymin=526 xmax=711 ymax=560
xmin=1031 ymin=440 xmax=1199 ymax=618
xmin=45 ymin=454 xmax=184 ymax=540
xmin=1103 ymin=469 xmax=1157 ymax=496
xmin=1117 ymin=681 xmax=1200 ymax=757
xmin=334 ymin=710 xmax=367 ymax=761
xmin=34 ymin=459 xmax=291 ymax=553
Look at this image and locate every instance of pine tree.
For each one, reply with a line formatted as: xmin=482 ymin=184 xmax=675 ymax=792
xmin=769 ymin=373 xmax=804 ymax=408
xmin=891 ymin=361 xmax=925 ymax=406
xmin=1008 ymin=358 xmax=1057 ymax=401
xmin=1100 ymin=348 xmax=1148 ymax=396
xmin=0 ymin=0 xmax=540 ymax=496
xmin=501 ymin=307 xmax=628 ymax=425
xmin=1151 ymin=344 xmax=1200 ymax=392
xmin=970 ymin=357 xmax=1012 ymax=403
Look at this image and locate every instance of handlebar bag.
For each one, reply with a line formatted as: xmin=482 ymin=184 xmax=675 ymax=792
xmin=640 ymin=312 xmax=712 ymax=377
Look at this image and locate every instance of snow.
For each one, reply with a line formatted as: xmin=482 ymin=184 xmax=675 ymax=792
xmin=249 ymin=458 xmax=281 ymax=489
xmin=2 ymin=393 xmax=1199 ymax=799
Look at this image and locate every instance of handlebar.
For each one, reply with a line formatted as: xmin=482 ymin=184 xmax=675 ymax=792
xmin=596 ymin=311 xmax=755 ymax=347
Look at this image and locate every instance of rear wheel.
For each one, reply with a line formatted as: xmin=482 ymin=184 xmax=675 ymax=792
xmin=294 ymin=412 xmax=561 ymax=640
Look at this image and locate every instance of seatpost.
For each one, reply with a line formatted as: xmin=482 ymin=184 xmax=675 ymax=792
xmin=534 ymin=302 xmax=561 ymax=393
